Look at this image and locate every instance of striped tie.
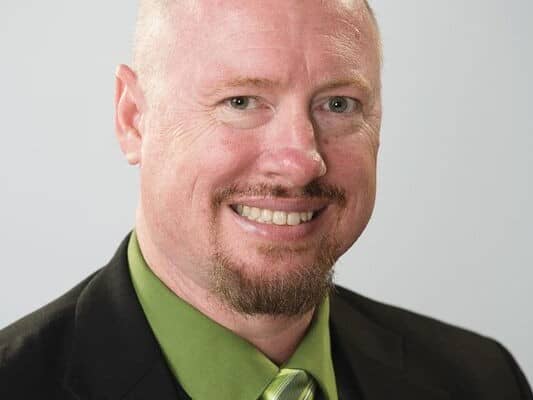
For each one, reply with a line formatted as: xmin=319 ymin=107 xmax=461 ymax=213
xmin=260 ymin=368 xmax=316 ymax=400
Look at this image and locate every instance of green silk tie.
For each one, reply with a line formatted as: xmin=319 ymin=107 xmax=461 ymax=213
xmin=260 ymin=368 xmax=316 ymax=400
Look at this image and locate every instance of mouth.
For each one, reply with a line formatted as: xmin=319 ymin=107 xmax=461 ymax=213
xmin=229 ymin=204 xmax=325 ymax=226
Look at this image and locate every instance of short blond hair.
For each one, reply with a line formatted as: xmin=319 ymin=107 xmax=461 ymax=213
xmin=132 ymin=0 xmax=174 ymax=103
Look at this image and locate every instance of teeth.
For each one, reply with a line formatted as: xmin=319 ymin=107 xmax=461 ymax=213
xmin=272 ymin=211 xmax=287 ymax=225
xmin=234 ymin=205 xmax=315 ymax=226
xmin=259 ymin=208 xmax=273 ymax=223
xmin=249 ymin=207 xmax=261 ymax=220
xmin=287 ymin=212 xmax=301 ymax=226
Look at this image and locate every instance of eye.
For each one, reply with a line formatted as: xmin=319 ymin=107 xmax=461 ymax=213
xmin=322 ymin=96 xmax=361 ymax=114
xmin=225 ymin=96 xmax=259 ymax=110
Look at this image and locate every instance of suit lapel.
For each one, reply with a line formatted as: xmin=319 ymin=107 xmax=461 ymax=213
xmin=330 ymin=288 xmax=451 ymax=400
xmin=63 ymin=233 xmax=190 ymax=400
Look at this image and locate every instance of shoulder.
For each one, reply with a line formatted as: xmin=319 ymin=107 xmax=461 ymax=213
xmin=333 ymin=284 xmax=498 ymax=350
xmin=0 ymin=273 xmax=97 ymax=397
xmin=332 ymin=285 xmax=533 ymax=399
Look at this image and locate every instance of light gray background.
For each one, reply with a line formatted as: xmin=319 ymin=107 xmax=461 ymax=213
xmin=1 ymin=0 xmax=532 ymax=384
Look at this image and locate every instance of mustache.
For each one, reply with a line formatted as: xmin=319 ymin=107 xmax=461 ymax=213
xmin=212 ymin=180 xmax=346 ymax=207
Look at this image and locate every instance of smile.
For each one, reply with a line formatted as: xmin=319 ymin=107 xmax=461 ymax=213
xmin=231 ymin=204 xmax=318 ymax=226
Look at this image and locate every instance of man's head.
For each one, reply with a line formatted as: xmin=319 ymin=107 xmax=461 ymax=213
xmin=115 ymin=0 xmax=382 ymax=316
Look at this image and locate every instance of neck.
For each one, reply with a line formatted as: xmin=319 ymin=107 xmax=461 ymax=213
xmin=135 ymin=219 xmax=315 ymax=365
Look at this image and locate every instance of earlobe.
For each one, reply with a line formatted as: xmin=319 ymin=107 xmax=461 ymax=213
xmin=114 ymin=64 xmax=144 ymax=166
xmin=124 ymin=130 xmax=142 ymax=165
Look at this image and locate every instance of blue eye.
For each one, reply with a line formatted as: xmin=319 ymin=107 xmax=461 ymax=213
xmin=324 ymin=96 xmax=360 ymax=113
xmin=225 ymin=96 xmax=257 ymax=111
xmin=229 ymin=96 xmax=250 ymax=110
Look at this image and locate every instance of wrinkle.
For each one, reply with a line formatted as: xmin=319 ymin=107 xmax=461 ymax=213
xmin=319 ymin=32 xmax=363 ymax=69
xmin=160 ymin=110 xmax=220 ymax=152
xmin=357 ymin=119 xmax=381 ymax=159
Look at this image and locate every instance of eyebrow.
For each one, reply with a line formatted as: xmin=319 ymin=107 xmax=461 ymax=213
xmin=317 ymin=76 xmax=373 ymax=98
xmin=205 ymin=74 xmax=373 ymax=99
xmin=207 ymin=77 xmax=282 ymax=97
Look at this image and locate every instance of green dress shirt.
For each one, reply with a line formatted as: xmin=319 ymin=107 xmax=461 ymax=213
xmin=128 ymin=230 xmax=338 ymax=400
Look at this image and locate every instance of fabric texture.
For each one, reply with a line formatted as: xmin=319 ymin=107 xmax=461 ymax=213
xmin=260 ymin=369 xmax=317 ymax=400
xmin=128 ymin=230 xmax=338 ymax=400
xmin=0 ymin=232 xmax=532 ymax=400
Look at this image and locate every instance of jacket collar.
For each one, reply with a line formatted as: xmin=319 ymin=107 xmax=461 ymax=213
xmin=330 ymin=288 xmax=451 ymax=400
xmin=63 ymin=233 xmax=187 ymax=400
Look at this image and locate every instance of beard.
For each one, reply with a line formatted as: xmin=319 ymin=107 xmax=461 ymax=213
xmin=207 ymin=181 xmax=345 ymax=317
xmin=209 ymin=234 xmax=339 ymax=317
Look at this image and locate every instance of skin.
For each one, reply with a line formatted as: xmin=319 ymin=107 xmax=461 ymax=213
xmin=115 ymin=0 xmax=381 ymax=364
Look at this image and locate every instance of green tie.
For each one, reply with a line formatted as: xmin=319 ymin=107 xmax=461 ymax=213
xmin=260 ymin=368 xmax=316 ymax=400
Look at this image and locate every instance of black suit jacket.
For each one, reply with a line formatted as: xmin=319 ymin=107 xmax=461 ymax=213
xmin=1 ymin=233 xmax=531 ymax=399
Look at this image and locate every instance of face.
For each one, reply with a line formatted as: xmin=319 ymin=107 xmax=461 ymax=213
xmin=135 ymin=0 xmax=381 ymax=315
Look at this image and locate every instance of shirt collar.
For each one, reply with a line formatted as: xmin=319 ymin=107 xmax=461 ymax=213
xmin=128 ymin=229 xmax=338 ymax=400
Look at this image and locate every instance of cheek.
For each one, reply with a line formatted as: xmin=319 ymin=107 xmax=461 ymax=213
xmin=331 ymin=146 xmax=377 ymax=224
xmin=323 ymin=135 xmax=377 ymax=189
xmin=144 ymin=126 xmax=261 ymax=214
xmin=322 ymin=137 xmax=377 ymax=247
xmin=194 ymin=131 xmax=261 ymax=193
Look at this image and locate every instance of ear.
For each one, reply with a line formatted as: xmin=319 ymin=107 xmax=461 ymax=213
xmin=114 ymin=64 xmax=144 ymax=165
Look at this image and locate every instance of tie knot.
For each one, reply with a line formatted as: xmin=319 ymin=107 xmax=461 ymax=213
xmin=261 ymin=368 xmax=316 ymax=400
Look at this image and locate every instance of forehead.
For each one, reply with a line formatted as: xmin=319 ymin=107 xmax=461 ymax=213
xmin=192 ymin=0 xmax=372 ymax=48
xmin=167 ymin=0 xmax=379 ymax=93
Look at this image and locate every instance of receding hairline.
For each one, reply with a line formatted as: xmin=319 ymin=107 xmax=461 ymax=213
xmin=133 ymin=0 xmax=381 ymax=102
xmin=363 ymin=0 xmax=376 ymax=20
xmin=133 ymin=0 xmax=379 ymax=60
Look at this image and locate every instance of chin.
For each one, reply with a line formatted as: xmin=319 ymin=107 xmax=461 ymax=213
xmin=208 ymin=244 xmax=337 ymax=316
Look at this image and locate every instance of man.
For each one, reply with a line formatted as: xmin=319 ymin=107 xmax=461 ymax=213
xmin=0 ymin=0 xmax=531 ymax=399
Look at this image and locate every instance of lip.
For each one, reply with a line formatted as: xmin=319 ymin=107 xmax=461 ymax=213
xmin=226 ymin=202 xmax=329 ymax=242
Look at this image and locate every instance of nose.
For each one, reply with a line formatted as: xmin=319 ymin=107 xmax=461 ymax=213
xmin=256 ymin=111 xmax=327 ymax=189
